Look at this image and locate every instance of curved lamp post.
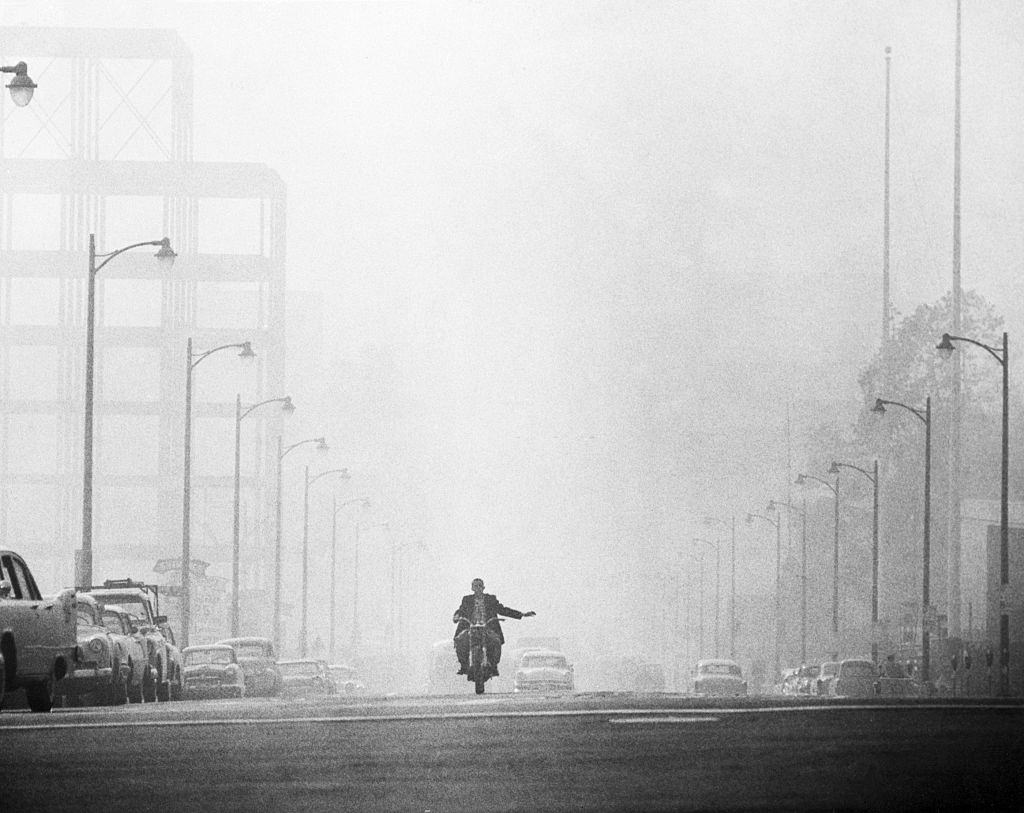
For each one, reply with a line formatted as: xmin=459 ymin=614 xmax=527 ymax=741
xmin=79 ymin=235 xmax=175 ymax=589
xmin=873 ymin=396 xmax=931 ymax=683
xmin=769 ymin=499 xmax=809 ymax=664
xmin=938 ymin=331 xmax=1009 ymax=694
xmin=232 ymin=394 xmax=294 ymax=636
xmin=274 ymin=436 xmax=329 ymax=651
xmin=829 ymin=459 xmax=880 ymax=665
xmin=694 ymin=538 xmax=721 ymax=658
xmin=796 ymin=471 xmax=840 ymax=642
xmin=180 ymin=339 xmax=254 ymax=646
xmin=1 ymin=61 xmax=36 ymax=106
xmin=748 ymin=508 xmax=782 ymax=679
xmin=301 ymin=467 xmax=350 ymax=657
xmin=704 ymin=514 xmax=736 ymax=658
xmin=330 ymin=497 xmax=370 ymax=664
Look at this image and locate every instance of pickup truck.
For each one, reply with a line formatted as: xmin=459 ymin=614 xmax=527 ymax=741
xmin=0 ymin=550 xmax=78 ymax=712
xmin=84 ymin=579 xmax=182 ymax=701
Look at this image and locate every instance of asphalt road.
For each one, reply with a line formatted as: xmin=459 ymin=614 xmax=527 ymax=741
xmin=3 ymin=692 xmax=1023 ymax=811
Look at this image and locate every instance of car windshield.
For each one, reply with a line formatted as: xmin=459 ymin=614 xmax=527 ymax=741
xmin=281 ymin=662 xmax=319 ymax=676
xmin=822 ymin=664 xmax=838 ymax=676
xmin=700 ymin=663 xmax=741 ymax=676
xmin=186 ymin=649 xmax=234 ymax=665
xmin=523 ymin=655 xmax=567 ymax=669
xmin=76 ymin=607 xmax=98 ymax=626
xmin=799 ymin=665 xmax=820 ymax=678
xmin=101 ymin=612 xmax=125 ymax=634
xmin=840 ymin=661 xmax=876 ymax=678
xmin=91 ymin=594 xmax=152 ymax=623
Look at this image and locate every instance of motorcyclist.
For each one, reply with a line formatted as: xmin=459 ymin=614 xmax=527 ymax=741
xmin=452 ymin=578 xmax=535 ymax=677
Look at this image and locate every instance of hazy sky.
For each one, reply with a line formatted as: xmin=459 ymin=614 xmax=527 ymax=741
xmin=3 ymin=1 xmax=1023 ymax=654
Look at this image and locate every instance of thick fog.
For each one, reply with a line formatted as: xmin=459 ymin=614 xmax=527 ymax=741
xmin=4 ymin=0 xmax=1024 ymax=685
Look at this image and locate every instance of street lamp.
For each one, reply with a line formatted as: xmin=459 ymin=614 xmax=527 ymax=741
xmin=694 ymin=538 xmax=720 ymax=657
xmin=938 ymin=331 xmax=1009 ymax=694
xmin=796 ymin=471 xmax=840 ymax=641
xmin=768 ymin=499 xmax=809 ymax=665
xmin=747 ymin=508 xmax=782 ymax=680
xmin=352 ymin=521 xmax=389 ymax=660
xmin=330 ymin=497 xmax=370 ymax=664
xmin=828 ymin=459 xmax=880 ymax=664
xmin=180 ymin=338 xmax=254 ymax=647
xmin=1 ymin=61 xmax=36 ymax=106
xmin=873 ymin=395 xmax=934 ymax=685
xmin=274 ymin=436 xmax=329 ymax=652
xmin=78 ymin=234 xmax=175 ymax=589
xmin=302 ymin=467 xmax=350 ymax=658
xmin=704 ymin=515 xmax=736 ymax=658
xmin=232 ymin=394 xmax=294 ymax=637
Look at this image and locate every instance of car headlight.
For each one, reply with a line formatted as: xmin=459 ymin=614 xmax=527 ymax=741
xmin=89 ymin=638 xmax=106 ymax=654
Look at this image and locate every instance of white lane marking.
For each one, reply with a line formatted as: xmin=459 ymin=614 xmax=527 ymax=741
xmin=2 ymin=702 xmax=1020 ymax=732
xmin=609 ymin=716 xmax=718 ymax=725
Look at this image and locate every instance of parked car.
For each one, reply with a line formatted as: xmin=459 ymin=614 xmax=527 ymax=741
xmin=693 ymin=659 xmax=747 ymax=696
xmin=101 ymin=607 xmax=152 ymax=703
xmin=796 ymin=664 xmax=821 ymax=695
xmin=830 ymin=658 xmax=878 ymax=698
xmin=278 ymin=659 xmax=334 ymax=695
xmin=182 ymin=645 xmax=246 ymax=699
xmin=779 ymin=668 xmax=801 ymax=695
xmin=327 ymin=664 xmax=365 ymax=695
xmin=63 ymin=593 xmax=129 ymax=706
xmin=216 ymin=637 xmax=282 ymax=697
xmin=513 ymin=649 xmax=574 ymax=693
xmin=815 ymin=661 xmax=840 ymax=696
xmin=85 ymin=579 xmax=182 ymax=701
xmin=0 ymin=550 xmax=77 ymax=712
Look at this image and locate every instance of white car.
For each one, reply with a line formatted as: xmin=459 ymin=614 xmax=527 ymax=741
xmin=693 ymin=658 xmax=747 ymax=696
xmin=513 ymin=649 xmax=574 ymax=693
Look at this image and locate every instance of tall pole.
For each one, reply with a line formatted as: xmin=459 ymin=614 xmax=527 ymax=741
xmin=832 ymin=477 xmax=840 ymax=639
xmin=801 ymin=498 xmax=807 ymax=664
xmin=923 ymin=396 xmax=932 ymax=686
xmin=80 ymin=234 xmax=98 ymax=589
xmin=698 ymin=554 xmax=704 ymax=659
xmin=771 ymin=514 xmax=782 ymax=678
xmin=181 ymin=338 xmax=194 ymax=647
xmin=330 ymin=493 xmax=338 ymax=665
xmin=871 ymin=459 xmax=880 ymax=665
xmin=301 ymin=465 xmax=310 ymax=658
xmin=274 ymin=436 xmax=284 ymax=653
xmin=730 ymin=516 xmax=736 ymax=659
xmin=883 ymin=46 xmax=892 ymax=346
xmin=231 ymin=393 xmax=242 ymax=637
xmin=714 ymin=542 xmax=721 ymax=658
xmin=949 ymin=0 xmax=964 ymax=642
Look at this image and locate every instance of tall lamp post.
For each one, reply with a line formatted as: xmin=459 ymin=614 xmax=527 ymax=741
xmin=274 ymin=436 xmax=329 ymax=652
xmin=232 ymin=394 xmax=294 ymax=637
xmin=796 ymin=471 xmax=841 ymax=643
xmin=938 ymin=331 xmax=1009 ymax=694
xmin=330 ymin=497 xmax=370 ymax=664
xmin=181 ymin=338 xmax=254 ymax=647
xmin=829 ymin=459 xmax=880 ymax=664
xmin=704 ymin=514 xmax=736 ymax=657
xmin=748 ymin=508 xmax=782 ymax=680
xmin=691 ymin=551 xmax=706 ymax=660
xmin=1 ymin=60 xmax=36 ymax=106
xmin=694 ymin=538 xmax=720 ymax=657
xmin=79 ymin=234 xmax=175 ymax=589
xmin=301 ymin=467 xmax=351 ymax=658
xmin=873 ymin=396 xmax=931 ymax=683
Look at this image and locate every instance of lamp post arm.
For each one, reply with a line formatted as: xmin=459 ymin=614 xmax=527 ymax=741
xmin=747 ymin=512 xmax=779 ymax=528
xmin=797 ymin=473 xmax=838 ymax=495
xmin=93 ymin=239 xmax=167 ymax=275
xmin=241 ymin=396 xmax=291 ymax=421
xmin=943 ymin=333 xmax=1006 ymax=365
xmin=191 ymin=342 xmax=251 ymax=370
xmin=281 ymin=437 xmax=326 ymax=460
xmin=309 ymin=468 xmax=350 ymax=488
xmin=831 ymin=461 xmax=876 ymax=484
xmin=876 ymin=398 xmax=928 ymax=425
xmin=334 ymin=497 xmax=369 ymax=516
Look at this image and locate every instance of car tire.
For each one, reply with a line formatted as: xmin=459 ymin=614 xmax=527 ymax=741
xmin=143 ymin=667 xmax=157 ymax=703
xmin=26 ymin=672 xmax=55 ymax=713
xmin=128 ymin=662 xmax=143 ymax=704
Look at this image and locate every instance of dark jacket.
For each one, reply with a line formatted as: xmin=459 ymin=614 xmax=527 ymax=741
xmin=452 ymin=593 xmax=524 ymax=645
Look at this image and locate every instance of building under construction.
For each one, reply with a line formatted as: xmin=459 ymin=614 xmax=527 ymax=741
xmin=0 ymin=27 xmax=286 ymax=644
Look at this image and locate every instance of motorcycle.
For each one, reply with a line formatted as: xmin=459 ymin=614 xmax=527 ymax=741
xmin=454 ymin=614 xmax=528 ymax=695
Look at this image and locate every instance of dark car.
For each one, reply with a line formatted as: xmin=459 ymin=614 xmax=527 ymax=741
xmin=215 ymin=636 xmax=282 ymax=697
xmin=278 ymin=659 xmax=334 ymax=695
xmin=182 ymin=645 xmax=246 ymax=699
